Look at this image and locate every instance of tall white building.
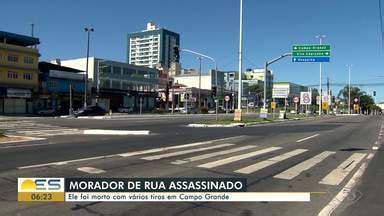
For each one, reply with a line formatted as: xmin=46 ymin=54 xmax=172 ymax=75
xmin=128 ymin=22 xmax=180 ymax=69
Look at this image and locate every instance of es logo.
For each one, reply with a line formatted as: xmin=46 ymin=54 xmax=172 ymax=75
xmin=18 ymin=178 xmax=64 ymax=192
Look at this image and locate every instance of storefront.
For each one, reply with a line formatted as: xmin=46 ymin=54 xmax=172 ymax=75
xmin=0 ymin=87 xmax=33 ymax=114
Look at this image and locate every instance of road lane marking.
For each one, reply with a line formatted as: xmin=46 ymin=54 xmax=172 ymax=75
xmin=318 ymin=162 xmax=368 ymax=216
xmin=77 ymin=167 xmax=106 ymax=174
xmin=319 ymin=153 xmax=366 ymax=186
xmin=274 ymin=151 xmax=335 ymax=180
xmin=118 ymin=136 xmax=246 ymax=157
xmin=235 ymin=149 xmax=308 ymax=174
xmin=141 ymin=143 xmax=234 ymax=161
xmin=296 ymin=134 xmax=320 ymax=143
xmin=171 ymin=145 xmax=256 ymax=165
xmin=198 ymin=147 xmax=282 ymax=169
xmin=18 ymin=155 xmax=115 ymax=169
xmin=372 ymin=146 xmax=379 ymax=150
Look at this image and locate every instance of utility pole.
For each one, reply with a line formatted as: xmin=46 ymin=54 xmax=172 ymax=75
xmin=30 ymin=23 xmax=34 ymax=37
xmin=236 ymin=0 xmax=244 ymax=120
xmin=347 ymin=64 xmax=352 ymax=115
xmin=198 ymin=56 xmax=202 ymax=111
xmin=316 ymin=35 xmax=326 ymax=116
xmin=84 ymin=27 xmax=94 ymax=109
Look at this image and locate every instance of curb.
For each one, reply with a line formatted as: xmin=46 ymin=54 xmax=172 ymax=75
xmin=187 ymin=123 xmax=245 ymax=128
xmin=83 ymin=129 xmax=150 ymax=135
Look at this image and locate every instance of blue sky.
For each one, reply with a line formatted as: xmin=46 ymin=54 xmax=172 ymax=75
xmin=1 ymin=0 xmax=384 ymax=102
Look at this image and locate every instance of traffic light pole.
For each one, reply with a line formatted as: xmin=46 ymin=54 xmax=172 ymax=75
xmin=263 ymin=53 xmax=292 ymax=109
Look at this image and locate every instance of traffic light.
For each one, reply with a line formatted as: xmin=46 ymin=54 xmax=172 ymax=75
xmin=211 ymin=86 xmax=217 ymax=97
xmin=173 ymin=46 xmax=180 ymax=62
xmin=373 ymin=91 xmax=376 ymax=96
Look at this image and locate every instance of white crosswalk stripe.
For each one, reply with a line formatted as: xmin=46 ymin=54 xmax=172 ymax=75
xmin=235 ymin=149 xmax=308 ymax=174
xmin=141 ymin=143 xmax=234 ymax=161
xmin=171 ymin=145 xmax=257 ymax=165
xmin=198 ymin=147 xmax=282 ymax=169
xmin=118 ymin=136 xmax=246 ymax=157
xmin=2 ymin=121 xmax=82 ymax=137
xmin=274 ymin=151 xmax=336 ymax=180
xmin=319 ymin=153 xmax=366 ymax=186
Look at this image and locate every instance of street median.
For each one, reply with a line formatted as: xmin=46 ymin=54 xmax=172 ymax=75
xmin=83 ymin=129 xmax=150 ymax=135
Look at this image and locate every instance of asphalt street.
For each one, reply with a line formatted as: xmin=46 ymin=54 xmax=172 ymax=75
xmin=0 ymin=114 xmax=382 ymax=216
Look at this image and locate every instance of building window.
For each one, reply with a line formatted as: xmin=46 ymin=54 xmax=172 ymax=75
xmin=112 ymin=66 xmax=121 ymax=75
xmin=8 ymin=55 xmax=18 ymax=63
xmin=8 ymin=71 xmax=18 ymax=79
xmin=111 ymin=80 xmax=120 ymax=89
xmin=48 ymin=80 xmax=58 ymax=88
xmin=23 ymin=73 xmax=33 ymax=80
xmin=24 ymin=56 xmax=34 ymax=64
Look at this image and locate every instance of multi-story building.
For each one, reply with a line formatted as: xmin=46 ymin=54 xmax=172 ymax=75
xmin=59 ymin=57 xmax=159 ymax=112
xmin=0 ymin=31 xmax=40 ymax=114
xmin=37 ymin=61 xmax=85 ymax=113
xmin=173 ymin=69 xmax=225 ymax=93
xmin=244 ymin=68 xmax=273 ymax=99
xmin=172 ymin=70 xmax=228 ymax=108
xmin=127 ymin=22 xmax=180 ymax=69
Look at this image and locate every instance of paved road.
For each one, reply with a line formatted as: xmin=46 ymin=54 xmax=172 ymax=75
xmin=0 ymin=115 xmax=382 ymax=215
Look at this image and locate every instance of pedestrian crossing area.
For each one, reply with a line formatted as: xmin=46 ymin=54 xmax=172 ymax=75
xmin=112 ymin=140 xmax=368 ymax=187
xmin=0 ymin=120 xmax=82 ymax=137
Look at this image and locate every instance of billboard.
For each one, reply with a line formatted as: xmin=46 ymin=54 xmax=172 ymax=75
xmin=272 ymin=88 xmax=289 ymax=99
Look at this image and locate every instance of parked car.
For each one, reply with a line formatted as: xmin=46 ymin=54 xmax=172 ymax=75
xmin=180 ymin=107 xmax=198 ymax=114
xmin=37 ymin=109 xmax=57 ymax=116
xmin=74 ymin=106 xmax=107 ymax=117
xmin=117 ymin=107 xmax=133 ymax=113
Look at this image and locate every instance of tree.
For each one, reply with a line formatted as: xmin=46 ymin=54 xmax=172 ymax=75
xmin=249 ymin=84 xmax=263 ymax=94
xmin=337 ymin=85 xmax=365 ymax=106
xmin=359 ymin=94 xmax=375 ymax=113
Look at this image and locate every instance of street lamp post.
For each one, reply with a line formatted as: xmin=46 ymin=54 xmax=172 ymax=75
xmin=181 ymin=49 xmax=218 ymax=121
xmin=316 ymin=34 xmax=326 ymax=116
xmin=84 ymin=27 xmax=94 ymax=109
xmin=237 ymin=0 xmax=244 ymax=113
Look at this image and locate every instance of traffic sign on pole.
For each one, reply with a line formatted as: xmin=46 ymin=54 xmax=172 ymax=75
xmin=300 ymin=92 xmax=312 ymax=105
xmin=293 ymin=96 xmax=299 ymax=103
xmin=292 ymin=44 xmax=331 ymax=63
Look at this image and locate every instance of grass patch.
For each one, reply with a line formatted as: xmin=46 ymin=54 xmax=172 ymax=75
xmin=198 ymin=116 xmax=279 ymax=125
xmin=197 ymin=113 xmax=317 ymax=125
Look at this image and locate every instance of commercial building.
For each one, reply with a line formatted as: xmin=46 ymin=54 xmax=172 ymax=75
xmin=36 ymin=62 xmax=85 ymax=113
xmin=173 ymin=69 xmax=225 ymax=92
xmin=244 ymin=68 xmax=273 ymax=99
xmin=59 ymin=57 xmax=159 ymax=112
xmin=127 ymin=22 xmax=180 ymax=69
xmin=172 ymin=70 xmax=225 ymax=108
xmin=272 ymin=82 xmax=308 ymax=107
xmin=0 ymin=31 xmax=40 ymax=114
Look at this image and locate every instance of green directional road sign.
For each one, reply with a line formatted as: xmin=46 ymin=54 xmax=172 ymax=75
xmin=292 ymin=51 xmax=330 ymax=57
xmin=293 ymin=45 xmax=331 ymax=51
xmin=292 ymin=44 xmax=331 ymax=62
